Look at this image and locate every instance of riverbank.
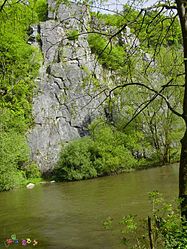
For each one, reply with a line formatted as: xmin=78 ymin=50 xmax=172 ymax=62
xmin=7 ymin=159 xmax=179 ymax=192
xmin=51 ymin=156 xmax=179 ymax=183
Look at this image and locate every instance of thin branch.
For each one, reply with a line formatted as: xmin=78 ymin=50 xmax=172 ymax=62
xmin=121 ymin=81 xmax=182 ymax=129
xmin=0 ymin=0 xmax=8 ymax=12
xmin=141 ymin=3 xmax=177 ymax=11
xmin=109 ymin=81 xmax=182 ymax=117
xmin=162 ymin=84 xmax=185 ymax=87
xmin=89 ymin=4 xmax=125 ymax=16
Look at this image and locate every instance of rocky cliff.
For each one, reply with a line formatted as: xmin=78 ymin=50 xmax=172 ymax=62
xmin=28 ymin=0 xmax=109 ymax=172
xmin=28 ymin=0 xmax=155 ymax=172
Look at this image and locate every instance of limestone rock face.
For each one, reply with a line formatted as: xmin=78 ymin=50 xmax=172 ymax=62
xmin=28 ymin=1 xmax=106 ymax=172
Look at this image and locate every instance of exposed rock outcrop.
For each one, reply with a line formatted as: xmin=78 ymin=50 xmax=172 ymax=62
xmin=28 ymin=1 xmax=108 ymax=172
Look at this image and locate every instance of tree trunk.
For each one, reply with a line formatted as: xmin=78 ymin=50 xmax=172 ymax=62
xmin=176 ymin=0 xmax=187 ymax=217
xmin=179 ymin=129 xmax=187 ymax=217
xmin=148 ymin=216 xmax=154 ymax=249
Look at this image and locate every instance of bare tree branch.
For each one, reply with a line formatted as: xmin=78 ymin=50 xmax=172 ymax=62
xmin=141 ymin=3 xmax=177 ymax=11
xmin=109 ymin=81 xmax=182 ymax=117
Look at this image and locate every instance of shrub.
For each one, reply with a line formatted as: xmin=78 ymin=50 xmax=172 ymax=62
xmin=54 ymin=119 xmax=137 ymax=181
xmin=24 ymin=162 xmax=41 ymax=179
xmin=54 ymin=137 xmax=97 ymax=181
xmin=0 ymin=171 xmax=16 ymax=191
xmin=88 ymin=34 xmax=126 ymax=70
xmin=103 ymin=192 xmax=187 ymax=249
xmin=0 ymin=131 xmax=29 ymax=191
xmin=67 ymin=30 xmax=79 ymax=41
xmin=34 ymin=0 xmax=48 ymax=22
xmin=0 ymin=0 xmax=43 ymax=191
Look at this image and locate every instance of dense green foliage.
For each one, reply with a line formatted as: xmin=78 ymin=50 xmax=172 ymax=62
xmin=88 ymin=34 xmax=126 ymax=70
xmin=67 ymin=29 xmax=80 ymax=41
xmin=54 ymin=119 xmax=148 ymax=181
xmin=0 ymin=0 xmax=45 ymax=190
xmin=0 ymin=129 xmax=29 ymax=191
xmin=54 ymin=106 xmax=181 ymax=182
xmin=24 ymin=162 xmax=42 ymax=179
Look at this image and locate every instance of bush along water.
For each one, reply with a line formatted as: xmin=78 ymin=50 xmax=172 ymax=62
xmin=53 ymin=118 xmax=147 ymax=181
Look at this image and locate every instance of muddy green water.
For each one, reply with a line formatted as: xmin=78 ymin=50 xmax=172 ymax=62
xmin=0 ymin=164 xmax=178 ymax=249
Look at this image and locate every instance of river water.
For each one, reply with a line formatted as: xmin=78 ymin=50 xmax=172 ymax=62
xmin=0 ymin=164 xmax=179 ymax=249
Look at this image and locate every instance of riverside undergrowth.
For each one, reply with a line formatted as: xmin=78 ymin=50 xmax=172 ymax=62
xmin=103 ymin=192 xmax=187 ymax=249
xmin=53 ymin=118 xmax=175 ymax=182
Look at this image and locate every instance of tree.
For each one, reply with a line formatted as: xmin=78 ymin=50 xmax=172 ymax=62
xmin=175 ymin=0 xmax=187 ymax=218
xmin=0 ymin=0 xmax=45 ymax=190
xmin=89 ymin=0 xmax=187 ymax=217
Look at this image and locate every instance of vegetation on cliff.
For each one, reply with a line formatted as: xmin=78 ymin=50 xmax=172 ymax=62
xmin=0 ymin=0 xmax=46 ymax=190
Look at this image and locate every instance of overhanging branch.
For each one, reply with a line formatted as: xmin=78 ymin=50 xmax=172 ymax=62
xmin=88 ymin=77 xmax=182 ymax=129
xmin=117 ymin=80 xmax=182 ymax=129
xmin=109 ymin=81 xmax=182 ymax=119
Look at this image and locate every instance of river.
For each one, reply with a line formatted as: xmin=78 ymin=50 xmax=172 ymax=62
xmin=0 ymin=164 xmax=178 ymax=248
